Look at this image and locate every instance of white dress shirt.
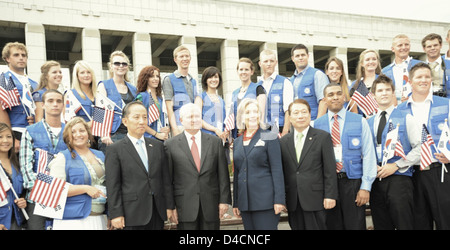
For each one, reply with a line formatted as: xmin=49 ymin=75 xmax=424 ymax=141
xmin=293 ymin=126 xmax=310 ymax=157
xmin=127 ymin=133 xmax=148 ymax=161
xmin=184 ymin=130 xmax=201 ymax=159
xmin=261 ymin=72 xmax=294 ymax=112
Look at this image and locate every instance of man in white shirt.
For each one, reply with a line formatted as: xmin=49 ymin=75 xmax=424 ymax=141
xmin=367 ymin=74 xmax=414 ymax=230
xmin=381 ymin=34 xmax=421 ymax=103
xmin=421 ymin=33 xmax=450 ymax=98
xmin=258 ymin=49 xmax=293 ymax=136
xmin=393 ymin=63 xmax=450 ymax=229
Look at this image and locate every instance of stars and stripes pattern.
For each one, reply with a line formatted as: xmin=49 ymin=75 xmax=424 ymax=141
xmin=0 ymin=180 xmax=7 ymax=202
xmin=0 ymin=163 xmax=11 ymax=203
xmin=147 ymin=96 xmax=160 ymax=124
xmin=224 ymin=113 xmax=235 ymax=132
xmin=0 ymin=75 xmax=21 ymax=110
xmin=351 ymin=83 xmax=378 ymax=116
xmin=420 ymin=124 xmax=435 ymax=170
xmin=386 ymin=122 xmax=406 ymax=159
xmin=91 ymin=106 xmax=114 ymax=137
xmin=36 ymin=149 xmax=54 ymax=174
xmin=29 ymin=172 xmax=66 ymax=208
xmin=331 ymin=114 xmax=343 ymax=172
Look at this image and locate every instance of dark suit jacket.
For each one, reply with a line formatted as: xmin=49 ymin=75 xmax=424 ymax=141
xmin=105 ymin=136 xmax=174 ymax=227
xmin=280 ymin=126 xmax=338 ymax=212
xmin=233 ymin=128 xmax=285 ymax=212
xmin=164 ymin=131 xmax=231 ymax=222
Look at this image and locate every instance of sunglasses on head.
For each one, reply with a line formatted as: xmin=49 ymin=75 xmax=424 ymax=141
xmin=113 ymin=62 xmax=128 ymax=67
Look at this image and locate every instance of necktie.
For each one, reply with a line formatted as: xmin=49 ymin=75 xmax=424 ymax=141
xmin=136 ymin=139 xmax=148 ymax=171
xmin=295 ymin=132 xmax=304 ymax=163
xmin=429 ymin=61 xmax=442 ymax=90
xmin=377 ymin=111 xmax=387 ymax=145
xmin=191 ymin=136 xmax=201 ymax=172
xmin=331 ymin=114 xmax=343 ymax=172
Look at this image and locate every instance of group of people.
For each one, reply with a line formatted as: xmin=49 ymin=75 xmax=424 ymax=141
xmin=0 ymin=29 xmax=450 ymax=230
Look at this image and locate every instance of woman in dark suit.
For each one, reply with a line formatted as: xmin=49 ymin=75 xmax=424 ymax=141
xmin=232 ymin=98 xmax=285 ymax=230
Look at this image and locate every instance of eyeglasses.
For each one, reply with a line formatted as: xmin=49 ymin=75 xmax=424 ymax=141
xmin=113 ymin=62 xmax=128 ymax=67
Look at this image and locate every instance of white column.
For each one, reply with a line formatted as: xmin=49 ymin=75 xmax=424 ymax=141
xmin=307 ymin=45 xmax=315 ymax=68
xmin=330 ymin=47 xmax=349 ymax=81
xmin=24 ymin=23 xmax=46 ymax=81
xmin=132 ymin=32 xmax=152 ymax=83
xmin=220 ymin=39 xmax=240 ymax=109
xmin=81 ymin=28 xmax=103 ymax=83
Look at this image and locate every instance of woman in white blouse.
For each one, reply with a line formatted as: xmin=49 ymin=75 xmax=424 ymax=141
xmin=48 ymin=117 xmax=107 ymax=230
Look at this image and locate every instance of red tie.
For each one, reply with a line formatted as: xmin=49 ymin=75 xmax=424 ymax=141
xmin=331 ymin=114 xmax=343 ymax=173
xmin=191 ymin=136 xmax=201 ymax=172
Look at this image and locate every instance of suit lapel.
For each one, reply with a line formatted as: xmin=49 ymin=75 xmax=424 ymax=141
xmin=178 ymin=133 xmax=198 ymax=172
xmin=298 ymin=127 xmax=316 ymax=167
xmin=244 ymin=129 xmax=261 ymax=156
xmin=144 ymin=137 xmax=155 ymax=174
xmin=123 ymin=136 xmax=148 ymax=175
xmin=200 ymin=132 xmax=211 ymax=173
xmin=285 ymin=132 xmax=298 ymax=166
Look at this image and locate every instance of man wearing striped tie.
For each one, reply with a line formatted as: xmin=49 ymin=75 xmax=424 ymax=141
xmin=314 ymin=83 xmax=377 ymax=230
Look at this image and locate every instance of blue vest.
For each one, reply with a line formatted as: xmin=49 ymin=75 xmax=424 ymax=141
xmin=367 ymin=109 xmax=414 ymax=176
xmin=136 ymin=91 xmax=165 ymax=138
xmin=290 ymin=67 xmax=319 ymax=120
xmin=201 ymin=91 xmax=226 ymax=135
xmin=314 ymin=111 xmax=364 ymax=179
xmin=382 ymin=59 xmax=422 ymax=84
xmin=2 ymin=72 xmax=38 ymax=128
xmin=258 ymin=75 xmax=286 ymax=126
xmin=61 ymin=149 xmax=105 ymax=220
xmin=71 ymin=89 xmax=94 ymax=122
xmin=441 ymin=56 xmax=450 ymax=99
xmin=168 ymin=73 xmax=198 ymax=126
xmin=26 ymin=121 xmax=68 ymax=173
xmin=0 ymin=165 xmax=25 ymax=229
xmin=32 ymin=88 xmax=47 ymax=102
xmin=100 ymin=79 xmax=137 ymax=134
xmin=231 ymin=82 xmax=260 ymax=138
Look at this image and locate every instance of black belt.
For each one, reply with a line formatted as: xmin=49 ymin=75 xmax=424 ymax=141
xmin=337 ymin=172 xmax=348 ymax=179
xmin=413 ymin=162 xmax=442 ymax=171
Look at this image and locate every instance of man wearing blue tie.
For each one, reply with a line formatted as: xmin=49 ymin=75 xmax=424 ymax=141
xmin=105 ymin=101 xmax=174 ymax=230
xmin=314 ymin=83 xmax=377 ymax=230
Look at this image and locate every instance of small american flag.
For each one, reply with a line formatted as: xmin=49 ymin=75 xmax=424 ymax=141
xmin=224 ymin=113 xmax=235 ymax=132
xmin=147 ymin=96 xmax=160 ymax=124
xmin=351 ymin=83 xmax=378 ymax=116
xmin=91 ymin=106 xmax=114 ymax=137
xmin=0 ymin=180 xmax=7 ymax=202
xmin=36 ymin=149 xmax=54 ymax=174
xmin=0 ymin=75 xmax=21 ymax=110
xmin=29 ymin=172 xmax=66 ymax=208
xmin=420 ymin=124 xmax=435 ymax=170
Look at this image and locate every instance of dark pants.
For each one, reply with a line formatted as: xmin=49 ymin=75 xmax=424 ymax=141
xmin=370 ymin=175 xmax=414 ymax=230
xmin=288 ymin=197 xmax=327 ymax=230
xmin=241 ymin=209 xmax=280 ymax=230
xmin=413 ymin=164 xmax=450 ymax=230
xmin=25 ymin=202 xmax=49 ymax=230
xmin=326 ymin=176 xmax=366 ymax=230
xmin=177 ymin=203 xmax=220 ymax=230
xmin=123 ymin=196 xmax=164 ymax=230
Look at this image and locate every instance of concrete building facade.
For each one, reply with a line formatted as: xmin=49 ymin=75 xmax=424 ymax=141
xmin=0 ymin=0 xmax=448 ymax=106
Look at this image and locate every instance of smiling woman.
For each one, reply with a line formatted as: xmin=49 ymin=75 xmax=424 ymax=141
xmin=33 ymin=61 xmax=63 ymax=122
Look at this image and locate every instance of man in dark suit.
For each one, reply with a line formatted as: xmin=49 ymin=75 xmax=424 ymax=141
xmin=105 ymin=101 xmax=174 ymax=230
xmin=280 ymin=99 xmax=338 ymax=230
xmin=165 ymin=103 xmax=231 ymax=230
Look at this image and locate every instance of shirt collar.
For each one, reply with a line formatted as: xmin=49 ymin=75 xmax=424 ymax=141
xmin=394 ymin=56 xmax=412 ymax=67
xmin=127 ymin=133 xmax=145 ymax=145
xmin=406 ymin=90 xmax=434 ymax=105
xmin=294 ymin=65 xmax=310 ymax=77
xmin=174 ymin=70 xmax=192 ymax=80
xmin=327 ymin=107 xmax=347 ymax=122
xmin=184 ymin=130 xmax=201 ymax=142
xmin=294 ymin=126 xmax=310 ymax=141
xmin=427 ymin=56 xmax=442 ymax=65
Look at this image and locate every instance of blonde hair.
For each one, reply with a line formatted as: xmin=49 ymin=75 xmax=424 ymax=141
xmin=353 ymin=49 xmax=382 ymax=90
xmin=37 ymin=60 xmax=61 ymax=92
xmin=236 ymin=57 xmax=255 ymax=72
xmin=72 ymin=60 xmax=97 ymax=100
xmin=2 ymin=42 xmax=28 ymax=63
xmin=173 ymin=45 xmax=190 ymax=58
xmin=63 ymin=117 xmax=94 ymax=159
xmin=236 ymin=98 xmax=264 ymax=133
xmin=108 ymin=50 xmax=131 ymax=82
xmin=392 ymin=34 xmax=410 ymax=47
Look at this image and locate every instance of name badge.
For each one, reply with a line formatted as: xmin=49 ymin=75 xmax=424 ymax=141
xmin=334 ymin=144 xmax=342 ymax=163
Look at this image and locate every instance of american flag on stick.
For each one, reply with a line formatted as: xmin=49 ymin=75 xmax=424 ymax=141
xmin=29 ymin=172 xmax=66 ymax=208
xmin=91 ymin=106 xmax=114 ymax=137
xmin=0 ymin=75 xmax=21 ymax=110
xmin=351 ymin=83 xmax=378 ymax=116
xmin=420 ymin=124 xmax=436 ymax=170
xmin=147 ymin=96 xmax=160 ymax=124
xmin=36 ymin=149 xmax=54 ymax=174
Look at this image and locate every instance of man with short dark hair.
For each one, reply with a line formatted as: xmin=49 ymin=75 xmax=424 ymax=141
xmin=290 ymin=44 xmax=329 ymax=120
xmin=367 ymin=74 xmax=414 ymax=230
xmin=106 ymin=101 xmax=174 ymax=230
xmin=20 ymin=89 xmax=67 ymax=230
xmin=421 ymin=33 xmax=450 ymax=99
xmin=280 ymin=98 xmax=337 ymax=230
